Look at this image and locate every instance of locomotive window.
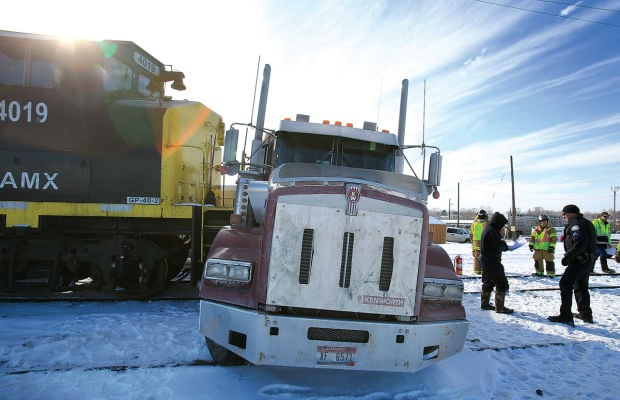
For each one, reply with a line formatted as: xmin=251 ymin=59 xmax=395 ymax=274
xmin=0 ymin=43 xmax=25 ymax=85
xmin=138 ymin=73 xmax=155 ymax=96
xmin=29 ymin=44 xmax=56 ymax=88
xmin=103 ymin=57 xmax=133 ymax=91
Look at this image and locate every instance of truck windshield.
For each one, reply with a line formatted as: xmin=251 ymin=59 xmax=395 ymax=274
xmin=274 ymin=132 xmax=395 ymax=172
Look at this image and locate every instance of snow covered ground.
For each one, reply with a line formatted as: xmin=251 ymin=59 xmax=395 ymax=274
xmin=2 ymin=242 xmax=619 ymax=400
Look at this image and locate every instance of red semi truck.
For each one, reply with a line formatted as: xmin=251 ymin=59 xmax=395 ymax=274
xmin=198 ymin=66 xmax=468 ymax=372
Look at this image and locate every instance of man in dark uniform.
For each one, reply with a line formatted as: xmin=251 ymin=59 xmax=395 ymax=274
xmin=548 ymin=204 xmax=597 ymax=326
xmin=479 ymin=212 xmax=514 ymax=313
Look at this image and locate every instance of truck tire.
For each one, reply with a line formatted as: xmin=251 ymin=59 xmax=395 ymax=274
xmin=205 ymin=338 xmax=246 ymax=366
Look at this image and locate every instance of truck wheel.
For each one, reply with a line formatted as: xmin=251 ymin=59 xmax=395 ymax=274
xmin=205 ymin=338 xmax=246 ymax=366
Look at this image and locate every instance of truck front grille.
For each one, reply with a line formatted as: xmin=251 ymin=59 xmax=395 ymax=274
xmin=339 ymin=232 xmax=354 ymax=288
xmin=379 ymin=237 xmax=394 ymax=291
xmin=307 ymin=327 xmax=369 ymax=343
xmin=299 ymin=228 xmax=314 ymax=284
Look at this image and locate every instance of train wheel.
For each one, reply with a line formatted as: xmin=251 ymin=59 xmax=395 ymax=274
xmin=205 ymin=338 xmax=246 ymax=366
xmin=146 ymin=258 xmax=169 ymax=291
xmin=144 ymin=235 xmax=189 ymax=281
xmin=0 ymin=261 xmax=8 ymax=289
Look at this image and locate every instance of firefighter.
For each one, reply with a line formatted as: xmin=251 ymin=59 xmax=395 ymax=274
xmin=548 ymin=204 xmax=597 ymax=326
xmin=528 ymin=215 xmax=557 ymax=277
xmin=592 ymin=211 xmax=615 ymax=273
xmin=470 ymin=210 xmax=488 ymax=275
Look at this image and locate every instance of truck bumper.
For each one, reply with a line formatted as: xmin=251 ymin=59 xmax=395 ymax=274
xmin=199 ymin=300 xmax=469 ymax=372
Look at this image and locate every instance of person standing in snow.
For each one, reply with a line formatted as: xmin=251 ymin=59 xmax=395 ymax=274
xmin=479 ymin=212 xmax=514 ymax=313
xmin=529 ymin=214 xmax=557 ymax=277
xmin=548 ymin=204 xmax=597 ymax=326
xmin=592 ymin=211 xmax=615 ymax=273
xmin=470 ymin=210 xmax=487 ymax=275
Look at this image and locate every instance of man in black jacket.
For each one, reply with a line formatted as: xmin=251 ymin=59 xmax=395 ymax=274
xmin=479 ymin=212 xmax=514 ymax=314
xmin=548 ymin=204 xmax=597 ymax=326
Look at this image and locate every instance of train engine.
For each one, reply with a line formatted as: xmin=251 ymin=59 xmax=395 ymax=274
xmin=0 ymin=31 xmax=227 ymax=295
xmin=198 ymin=67 xmax=468 ymax=372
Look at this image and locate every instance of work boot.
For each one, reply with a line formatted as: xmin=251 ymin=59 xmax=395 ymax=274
xmin=573 ymin=312 xmax=593 ymax=323
xmin=533 ymin=261 xmax=543 ymax=276
xmin=481 ymin=290 xmax=495 ymax=310
xmin=547 ymin=314 xmax=575 ymax=327
xmin=546 ymin=261 xmax=555 ymax=278
xmin=602 ymin=267 xmax=616 ymax=274
xmin=473 ymin=257 xmax=482 ymax=275
xmin=494 ymin=292 xmax=514 ymax=314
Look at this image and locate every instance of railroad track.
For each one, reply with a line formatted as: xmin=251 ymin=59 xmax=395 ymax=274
xmin=0 ymin=280 xmax=200 ymax=302
xmin=464 ymin=285 xmax=620 ymax=294
xmin=460 ymin=271 xmax=619 ymax=279
xmin=2 ymin=359 xmax=216 ymax=376
xmin=2 ymin=272 xmax=618 ymax=302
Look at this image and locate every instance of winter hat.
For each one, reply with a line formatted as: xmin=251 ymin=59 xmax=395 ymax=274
xmin=489 ymin=212 xmax=508 ymax=229
xmin=562 ymin=204 xmax=580 ymax=214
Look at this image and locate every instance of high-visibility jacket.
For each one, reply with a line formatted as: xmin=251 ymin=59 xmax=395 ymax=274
xmin=470 ymin=219 xmax=486 ymax=252
xmin=470 ymin=219 xmax=486 ymax=241
xmin=530 ymin=225 xmax=557 ymax=251
xmin=592 ymin=218 xmax=611 ymax=246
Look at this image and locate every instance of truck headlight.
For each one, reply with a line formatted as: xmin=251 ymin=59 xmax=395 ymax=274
xmin=422 ymin=278 xmax=464 ymax=302
xmin=204 ymin=259 xmax=252 ymax=283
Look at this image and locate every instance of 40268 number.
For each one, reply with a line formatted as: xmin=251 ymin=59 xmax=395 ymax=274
xmin=0 ymin=100 xmax=48 ymax=123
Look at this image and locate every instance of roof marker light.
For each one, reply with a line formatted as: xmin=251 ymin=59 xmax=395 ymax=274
xmin=346 ymin=123 xmax=353 ymax=127
xmin=322 ymin=120 xmax=330 ymax=125
xmin=335 ymin=121 xmax=342 ymax=126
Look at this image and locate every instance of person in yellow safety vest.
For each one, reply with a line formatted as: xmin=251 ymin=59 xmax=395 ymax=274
xmin=615 ymin=241 xmax=620 ymax=264
xmin=592 ymin=211 xmax=615 ymax=273
xmin=528 ymin=214 xmax=557 ymax=277
xmin=470 ymin=210 xmax=488 ymax=275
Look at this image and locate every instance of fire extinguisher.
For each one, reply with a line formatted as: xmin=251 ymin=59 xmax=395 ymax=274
xmin=454 ymin=255 xmax=463 ymax=275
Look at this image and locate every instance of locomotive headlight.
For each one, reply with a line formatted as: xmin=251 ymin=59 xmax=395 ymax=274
xmin=204 ymin=259 xmax=252 ymax=283
xmin=422 ymin=278 xmax=464 ymax=302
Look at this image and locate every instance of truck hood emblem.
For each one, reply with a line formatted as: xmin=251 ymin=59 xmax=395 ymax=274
xmin=345 ymin=184 xmax=361 ymax=216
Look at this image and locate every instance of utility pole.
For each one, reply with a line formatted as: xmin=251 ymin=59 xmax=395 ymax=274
xmin=510 ymin=156 xmax=517 ymax=240
xmin=448 ymin=198 xmax=452 ymax=220
xmin=613 ymin=186 xmax=619 ymax=232
xmin=457 ymin=183 xmax=460 ymax=227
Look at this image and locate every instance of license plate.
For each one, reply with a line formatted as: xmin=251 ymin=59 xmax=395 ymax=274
xmin=316 ymin=346 xmax=356 ymax=366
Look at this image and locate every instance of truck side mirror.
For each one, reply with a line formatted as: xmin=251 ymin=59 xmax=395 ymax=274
xmin=427 ymin=152 xmax=442 ymax=187
xmin=223 ymin=128 xmax=239 ymax=163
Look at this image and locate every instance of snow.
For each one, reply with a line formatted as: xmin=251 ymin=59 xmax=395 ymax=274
xmin=2 ymin=242 xmax=620 ymax=400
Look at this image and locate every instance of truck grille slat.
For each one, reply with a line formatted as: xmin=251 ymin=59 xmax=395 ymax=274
xmin=379 ymin=237 xmax=394 ymax=291
xmin=339 ymin=232 xmax=354 ymax=288
xmin=307 ymin=327 xmax=369 ymax=343
xmin=299 ymin=228 xmax=314 ymax=284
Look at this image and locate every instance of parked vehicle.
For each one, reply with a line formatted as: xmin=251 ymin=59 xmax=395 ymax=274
xmin=446 ymin=227 xmax=470 ymax=243
xmin=198 ymin=70 xmax=468 ymax=373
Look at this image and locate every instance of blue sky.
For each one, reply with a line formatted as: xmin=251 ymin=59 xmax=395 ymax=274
xmin=4 ymin=0 xmax=620 ymax=214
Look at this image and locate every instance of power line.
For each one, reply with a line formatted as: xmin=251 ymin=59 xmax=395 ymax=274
xmin=472 ymin=0 xmax=620 ymax=28
xmin=531 ymin=0 xmax=620 ymax=13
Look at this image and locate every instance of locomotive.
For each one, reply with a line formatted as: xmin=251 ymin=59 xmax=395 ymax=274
xmin=0 ymin=31 xmax=229 ymax=295
xmin=198 ymin=67 xmax=468 ymax=372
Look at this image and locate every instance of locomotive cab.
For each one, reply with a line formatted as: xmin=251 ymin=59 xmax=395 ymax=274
xmin=0 ymin=31 xmax=227 ymax=295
